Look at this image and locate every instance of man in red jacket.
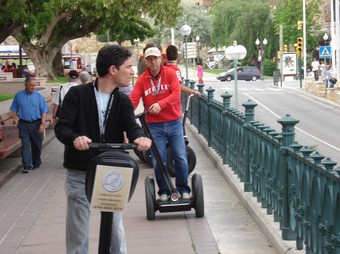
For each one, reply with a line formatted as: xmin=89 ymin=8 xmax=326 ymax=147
xmin=130 ymin=46 xmax=191 ymax=201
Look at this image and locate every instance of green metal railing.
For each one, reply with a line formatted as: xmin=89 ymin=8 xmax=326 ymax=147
xmin=182 ymin=81 xmax=340 ymax=253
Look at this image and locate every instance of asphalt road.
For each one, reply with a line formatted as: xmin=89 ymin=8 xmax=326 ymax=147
xmin=185 ymin=68 xmax=340 ymax=166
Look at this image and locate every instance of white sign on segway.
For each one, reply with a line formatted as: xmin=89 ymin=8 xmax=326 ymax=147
xmin=90 ymin=165 xmax=133 ymax=212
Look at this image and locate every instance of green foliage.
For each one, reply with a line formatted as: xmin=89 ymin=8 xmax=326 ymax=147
xmin=46 ymin=76 xmax=68 ymax=84
xmin=262 ymin=59 xmax=276 ymax=77
xmin=272 ymin=0 xmax=322 ymax=51
xmin=149 ymin=2 xmax=212 ymax=47
xmin=0 ymin=0 xmax=182 ymax=79
xmin=210 ymin=0 xmax=275 ymax=62
xmin=97 ymin=17 xmax=156 ymax=44
xmin=0 ymin=94 xmax=15 ymax=101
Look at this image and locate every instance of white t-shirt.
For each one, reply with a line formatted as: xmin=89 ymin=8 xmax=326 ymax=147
xmin=52 ymin=82 xmax=79 ymax=105
xmin=311 ymin=60 xmax=320 ymax=71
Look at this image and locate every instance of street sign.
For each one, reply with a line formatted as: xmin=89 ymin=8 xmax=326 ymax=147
xmin=183 ymin=42 xmax=197 ymax=59
xmin=319 ymin=46 xmax=331 ymax=59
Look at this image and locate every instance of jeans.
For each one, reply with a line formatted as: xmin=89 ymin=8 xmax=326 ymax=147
xmin=148 ymin=119 xmax=190 ymax=196
xmin=65 ymin=170 xmax=127 ymax=254
xmin=18 ymin=121 xmax=43 ymax=168
xmin=326 ymin=79 xmax=334 ymax=88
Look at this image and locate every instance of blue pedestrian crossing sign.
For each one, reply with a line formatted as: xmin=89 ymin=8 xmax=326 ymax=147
xmin=319 ymin=46 xmax=331 ymax=59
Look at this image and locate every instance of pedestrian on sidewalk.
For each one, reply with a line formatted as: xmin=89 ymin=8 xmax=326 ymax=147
xmin=55 ymin=45 xmax=151 ymax=254
xmin=130 ymin=46 xmax=191 ymax=201
xmin=166 ymin=45 xmax=201 ymax=96
xmin=196 ymin=61 xmax=204 ymax=84
xmin=79 ymin=70 xmax=91 ymax=84
xmin=10 ymin=77 xmax=49 ymax=173
xmin=52 ymin=70 xmax=79 ymax=122
xmin=325 ymin=65 xmax=334 ymax=88
xmin=311 ymin=58 xmax=320 ymax=81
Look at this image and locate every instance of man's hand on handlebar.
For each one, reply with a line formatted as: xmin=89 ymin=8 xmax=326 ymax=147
xmin=134 ymin=137 xmax=152 ymax=152
xmin=73 ymin=136 xmax=92 ymax=150
xmin=148 ymin=103 xmax=161 ymax=114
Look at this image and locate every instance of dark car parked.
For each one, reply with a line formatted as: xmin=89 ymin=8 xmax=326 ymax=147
xmin=216 ymin=66 xmax=260 ymax=82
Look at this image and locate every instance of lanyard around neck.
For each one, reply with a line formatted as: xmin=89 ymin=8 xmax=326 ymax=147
xmin=150 ymin=76 xmax=162 ymax=94
xmin=93 ymin=81 xmax=114 ymax=142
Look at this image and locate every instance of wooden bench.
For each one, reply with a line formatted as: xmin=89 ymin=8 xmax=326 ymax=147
xmin=0 ymin=125 xmax=21 ymax=160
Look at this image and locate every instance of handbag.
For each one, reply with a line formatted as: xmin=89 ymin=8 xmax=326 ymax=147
xmin=331 ymin=77 xmax=337 ymax=84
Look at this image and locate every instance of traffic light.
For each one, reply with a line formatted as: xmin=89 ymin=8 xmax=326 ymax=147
xmin=297 ymin=37 xmax=303 ymax=56
xmin=283 ymin=45 xmax=288 ymax=52
xmin=297 ymin=20 xmax=303 ymax=30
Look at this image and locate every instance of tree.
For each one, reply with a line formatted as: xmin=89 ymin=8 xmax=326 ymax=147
xmin=97 ymin=17 xmax=156 ymax=45
xmin=273 ymin=0 xmax=322 ymax=54
xmin=210 ymin=0 xmax=275 ymax=64
xmin=149 ymin=2 xmax=212 ymax=49
xmin=1 ymin=0 xmax=181 ymax=79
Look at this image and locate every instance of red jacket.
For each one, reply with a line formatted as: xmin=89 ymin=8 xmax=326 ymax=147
xmin=130 ymin=65 xmax=182 ymax=123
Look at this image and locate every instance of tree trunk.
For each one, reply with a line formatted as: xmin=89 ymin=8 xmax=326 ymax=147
xmin=20 ymin=41 xmax=65 ymax=80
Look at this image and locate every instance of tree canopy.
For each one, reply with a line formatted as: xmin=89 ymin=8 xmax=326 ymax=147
xmin=0 ymin=0 xmax=181 ymax=79
xmin=210 ymin=0 xmax=322 ymax=64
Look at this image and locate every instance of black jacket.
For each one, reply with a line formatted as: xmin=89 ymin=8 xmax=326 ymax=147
xmin=55 ymin=82 xmax=145 ymax=171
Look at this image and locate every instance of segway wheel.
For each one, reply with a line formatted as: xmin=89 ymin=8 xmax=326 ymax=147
xmin=145 ymin=176 xmax=156 ymax=220
xmin=167 ymin=145 xmax=197 ymax=177
xmin=143 ymin=149 xmax=153 ymax=167
xmin=192 ymin=173 xmax=204 ymax=217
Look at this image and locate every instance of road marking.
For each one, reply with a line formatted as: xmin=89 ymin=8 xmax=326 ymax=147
xmin=244 ymin=93 xmax=340 ymax=152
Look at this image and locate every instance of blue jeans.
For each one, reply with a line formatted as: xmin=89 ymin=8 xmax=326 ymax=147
xmin=148 ymin=119 xmax=190 ymax=196
xmin=18 ymin=120 xmax=43 ymax=168
xmin=65 ymin=170 xmax=126 ymax=254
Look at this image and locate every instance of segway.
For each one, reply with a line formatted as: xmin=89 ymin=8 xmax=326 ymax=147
xmin=167 ymin=94 xmax=197 ymax=177
xmin=86 ymin=143 xmax=139 ymax=254
xmin=136 ymin=111 xmax=204 ymax=221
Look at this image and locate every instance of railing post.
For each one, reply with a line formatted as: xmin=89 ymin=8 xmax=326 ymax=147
xmin=277 ymin=114 xmax=300 ymax=240
xmin=242 ymin=100 xmax=257 ymax=123
xmin=189 ymin=80 xmax=196 ymax=120
xmin=196 ymin=83 xmax=204 ymax=134
xmin=242 ymin=100 xmax=258 ymax=192
xmin=206 ymin=87 xmax=215 ymax=147
xmin=184 ymin=78 xmax=190 ymax=87
xmin=189 ymin=80 xmax=196 ymax=90
xmin=221 ymin=92 xmax=232 ymax=111
xmin=221 ymin=92 xmax=233 ymax=164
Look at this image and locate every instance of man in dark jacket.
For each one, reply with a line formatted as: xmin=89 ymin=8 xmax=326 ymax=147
xmin=55 ymin=45 xmax=151 ymax=254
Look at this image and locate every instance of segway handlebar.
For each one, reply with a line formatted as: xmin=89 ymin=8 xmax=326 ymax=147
xmin=135 ymin=109 xmax=151 ymax=118
xmin=89 ymin=143 xmax=137 ymax=150
xmin=185 ymin=94 xmax=195 ymax=112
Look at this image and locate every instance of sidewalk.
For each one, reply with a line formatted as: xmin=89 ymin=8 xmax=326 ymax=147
xmin=0 ymin=125 xmax=300 ymax=253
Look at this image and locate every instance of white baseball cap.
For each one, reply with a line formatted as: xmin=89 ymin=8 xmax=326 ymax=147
xmin=144 ymin=47 xmax=161 ymax=58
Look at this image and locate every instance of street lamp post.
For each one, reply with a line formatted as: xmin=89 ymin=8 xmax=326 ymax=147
xmin=180 ymin=24 xmax=192 ymax=81
xmin=196 ymin=35 xmax=200 ymax=64
xmin=225 ymin=41 xmax=247 ymax=109
xmin=323 ymin=33 xmax=329 ymax=65
xmin=133 ymin=38 xmax=140 ymax=56
xmin=255 ymin=38 xmax=267 ymax=80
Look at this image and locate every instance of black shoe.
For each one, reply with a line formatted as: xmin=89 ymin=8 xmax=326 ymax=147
xmin=23 ymin=167 xmax=32 ymax=174
xmin=32 ymin=165 xmax=40 ymax=170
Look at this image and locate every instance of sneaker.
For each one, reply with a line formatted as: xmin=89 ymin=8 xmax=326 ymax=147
xmin=32 ymin=165 xmax=40 ymax=170
xmin=159 ymin=194 xmax=169 ymax=202
xmin=23 ymin=167 xmax=31 ymax=174
xmin=181 ymin=192 xmax=191 ymax=200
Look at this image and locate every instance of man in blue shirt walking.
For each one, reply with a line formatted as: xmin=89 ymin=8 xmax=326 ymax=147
xmin=10 ymin=77 xmax=49 ymax=173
